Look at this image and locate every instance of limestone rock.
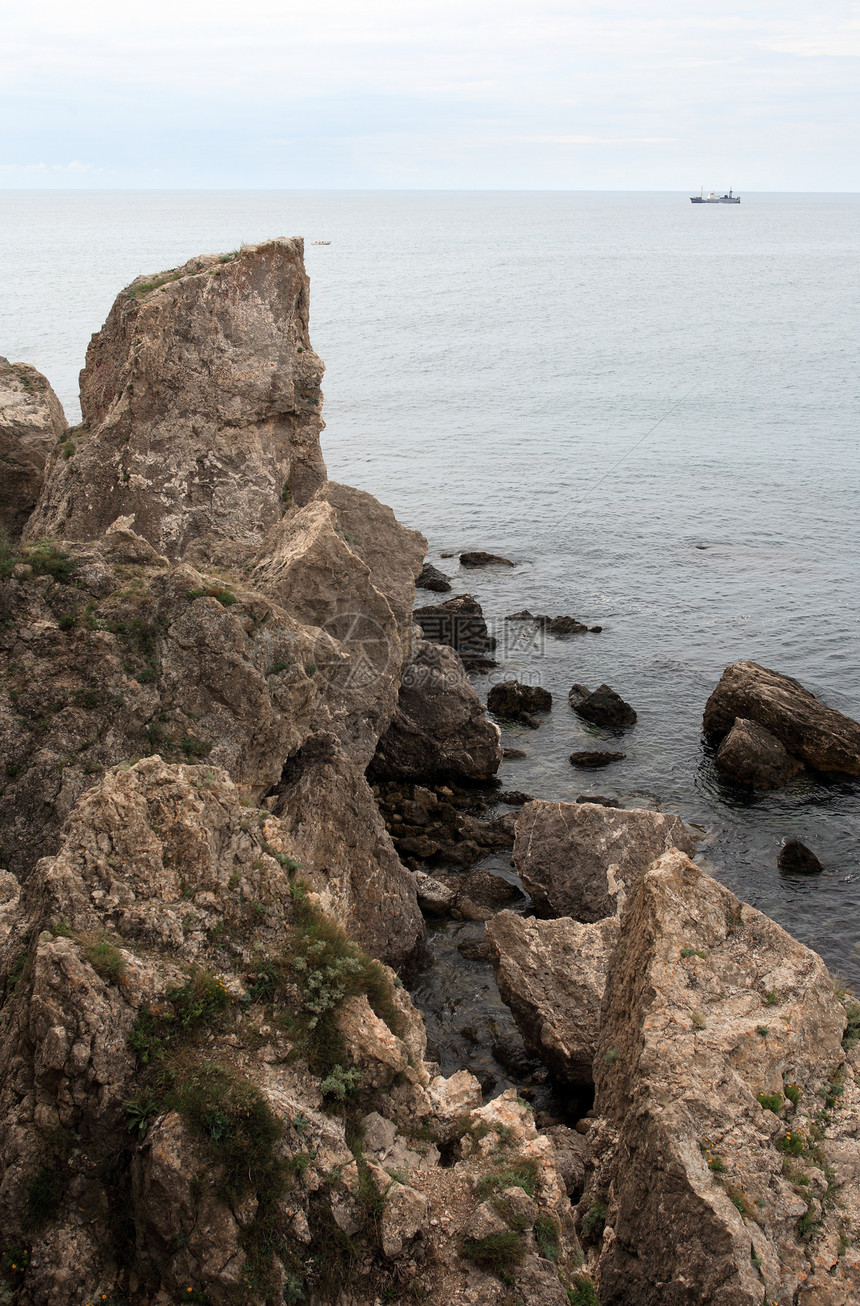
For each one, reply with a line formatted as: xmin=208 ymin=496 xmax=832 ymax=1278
xmin=704 ymin=659 xmax=860 ymax=777
xmin=0 ymin=356 xmax=67 ymax=539
xmin=379 ymin=1180 xmax=430 ymax=1257
xmin=270 ymin=731 xmax=424 ymax=972
xmin=715 ymin=716 xmax=804 ymax=788
xmin=487 ymin=911 xmax=619 ymax=1083
xmin=370 ymin=637 xmax=502 ymax=781
xmin=569 ymin=682 xmax=637 ymax=727
xmin=513 ymin=799 xmax=696 ymax=921
xmin=586 ymin=848 xmax=855 ymax=1306
xmin=26 ymin=239 xmax=326 ymax=565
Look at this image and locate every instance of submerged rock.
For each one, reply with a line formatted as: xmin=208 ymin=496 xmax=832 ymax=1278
xmin=0 ymin=356 xmax=67 ymax=539
xmin=26 ymin=239 xmax=327 ymax=566
xmin=487 ymin=911 xmax=619 ymax=1084
xmin=569 ymin=750 xmax=626 ymax=769
xmin=513 ymin=799 xmax=696 ymax=920
xmin=506 ymin=610 xmax=589 ymax=635
xmin=715 ymin=716 xmax=804 ymax=788
xmin=778 ymin=837 xmax=824 ymax=874
xmin=459 ymin=550 xmax=515 ymax=568
xmin=416 ymin=561 xmax=452 ymax=591
xmin=704 ymin=659 xmax=860 ymax=777
xmin=569 ymin=682 xmax=637 ymax=727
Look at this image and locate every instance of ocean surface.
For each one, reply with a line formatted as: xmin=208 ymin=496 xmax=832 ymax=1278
xmin=2 ymin=189 xmax=859 ymax=995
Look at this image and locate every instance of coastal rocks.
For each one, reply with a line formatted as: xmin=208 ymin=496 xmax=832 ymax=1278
xmin=269 ymin=732 xmax=424 ymax=972
xmin=507 ymin=610 xmax=591 ymax=636
xmin=369 ymin=637 xmax=502 ymax=782
xmin=375 ymin=781 xmax=514 ymax=871
xmin=513 ymin=800 xmax=696 ymax=921
xmin=715 ymin=716 xmax=804 ymax=788
xmin=0 ymin=356 xmax=67 ymax=539
xmin=459 ymin=551 xmax=515 ymax=568
xmin=704 ymin=659 xmax=860 ymax=778
xmin=0 ymin=539 xmax=325 ymax=880
xmin=569 ymin=750 xmax=626 ymax=769
xmin=486 ymin=912 xmax=619 ymax=1084
xmin=26 ymin=239 xmax=327 ymax=567
xmin=416 ymin=561 xmax=451 ymax=591
xmin=569 ymin=683 xmax=637 ymax=727
xmin=584 ymin=848 xmax=856 ymax=1306
xmin=778 ymin=837 xmax=824 ymax=874
xmin=487 ymin=679 xmax=552 ymax=727
xmin=413 ymin=593 xmax=497 ymax=670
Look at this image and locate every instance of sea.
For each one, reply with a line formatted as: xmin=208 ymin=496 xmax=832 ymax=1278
xmin=2 ymin=190 xmax=859 ymax=1020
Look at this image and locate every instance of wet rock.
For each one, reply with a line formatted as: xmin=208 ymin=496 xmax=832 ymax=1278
xmin=416 ymin=561 xmax=452 ymax=591
xmin=413 ymin=593 xmax=497 ymax=669
xmin=503 ymin=747 xmax=528 ymax=760
xmin=459 ymin=551 xmax=515 ymax=568
xmin=576 ymin=794 xmax=622 ymax=808
xmin=778 ymin=837 xmax=824 ymax=874
xmin=513 ymin=799 xmax=696 ymax=921
xmin=704 ymin=659 xmax=860 ymax=777
xmin=457 ymin=937 xmax=494 ymax=963
xmin=506 ymin=610 xmax=589 ymax=635
xmin=436 ymin=869 xmax=523 ymax=917
xmin=26 ymin=240 xmax=327 ymax=566
xmin=589 ymin=625 xmax=603 ymax=633
xmin=497 ymin=790 xmax=534 ymax=806
xmin=715 ymin=716 xmax=804 ymax=788
xmin=0 ymin=356 xmax=67 ymax=539
xmin=415 ymin=870 xmax=457 ymax=916
xmin=586 ymin=847 xmax=854 ymax=1306
xmin=569 ymin=750 xmax=626 ymax=769
xmin=487 ymin=911 xmax=619 ymax=1083
xmin=487 ymin=679 xmax=552 ymax=726
xmin=370 ymin=637 xmax=502 ymax=782
xmin=569 ymin=683 xmax=637 ymax=727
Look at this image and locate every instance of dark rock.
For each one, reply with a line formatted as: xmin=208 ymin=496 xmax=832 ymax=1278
xmin=497 ymin=790 xmax=534 ymax=806
xmin=589 ymin=626 xmax=603 ymax=633
xmin=506 ymin=609 xmax=536 ymax=620
xmin=491 ymin=1033 xmax=542 ymax=1080
xmin=714 ymin=717 xmax=804 ymax=789
xmin=457 ymin=938 xmax=494 ymax=963
xmin=778 ymin=838 xmax=824 ymax=874
xmin=543 ymin=1126 xmax=590 ymax=1200
xmin=460 ymin=551 xmax=515 ymax=568
xmin=703 ymin=659 xmax=860 ymax=777
xmin=576 ymin=795 xmax=622 ymax=808
xmin=0 ymin=357 xmax=67 ymax=539
xmin=416 ymin=561 xmax=452 ymax=592
xmin=506 ymin=611 xmax=589 ymax=635
xmin=413 ymin=593 xmax=497 ymax=668
xmin=503 ymin=747 xmax=528 ymax=760
xmin=487 ymin=680 xmax=552 ymax=726
xmin=569 ymin=683 xmax=637 ymax=727
xmin=569 ymin=751 xmax=626 ymax=769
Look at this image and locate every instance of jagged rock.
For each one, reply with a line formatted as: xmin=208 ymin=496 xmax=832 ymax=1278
xmin=585 ymin=848 xmax=857 ymax=1306
xmin=569 ymin=682 xmax=637 ymax=727
xmin=576 ymin=794 xmax=622 ymax=807
xmin=487 ymin=912 xmax=619 ymax=1083
xmin=704 ymin=659 xmax=860 ymax=777
xmin=416 ymin=561 xmax=451 ymax=591
xmin=460 ymin=551 xmax=515 ymax=568
xmin=569 ymin=750 xmax=626 ymax=769
xmin=0 ymin=541 xmax=327 ymax=880
xmin=487 ymin=679 xmax=552 ymax=726
xmin=778 ymin=837 xmax=824 ymax=874
xmin=27 ymin=241 xmax=327 ymax=566
xmin=507 ymin=611 xmax=589 ymax=635
xmin=379 ymin=1179 xmax=430 ymax=1257
xmin=503 ymin=747 xmax=527 ymax=759
xmin=513 ymin=799 xmax=696 ymax=921
xmin=542 ymin=1126 xmax=590 ymax=1200
xmin=715 ymin=716 xmax=804 ymax=788
xmin=413 ymin=593 xmax=497 ymax=669
xmin=433 ymin=869 xmax=523 ymax=920
xmin=0 ymin=356 xmax=67 ymax=538
xmin=252 ymin=483 xmax=426 ymax=765
xmin=269 ymin=732 xmax=424 ymax=972
xmin=414 ymin=870 xmax=457 ymax=916
xmin=497 ymin=790 xmax=534 ymax=806
xmin=370 ymin=637 xmax=502 ymax=781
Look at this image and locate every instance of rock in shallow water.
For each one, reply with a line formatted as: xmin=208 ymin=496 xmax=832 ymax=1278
xmin=569 ymin=682 xmax=637 ymax=727
xmin=777 ymin=837 xmax=824 ymax=874
xmin=569 ymin=750 xmax=626 ymax=769
xmin=413 ymin=592 xmax=498 ymax=669
xmin=487 ymin=679 xmax=552 ymax=726
xmin=416 ymin=560 xmax=452 ymax=591
xmin=715 ymin=716 xmax=804 ymax=788
xmin=459 ymin=550 xmax=515 ymax=568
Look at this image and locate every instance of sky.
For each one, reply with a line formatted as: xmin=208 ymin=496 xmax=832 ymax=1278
xmin=1 ymin=0 xmax=858 ymax=190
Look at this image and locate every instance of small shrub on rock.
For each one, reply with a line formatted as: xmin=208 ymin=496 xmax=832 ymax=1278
xmin=462 ymin=1231 xmax=526 ymax=1281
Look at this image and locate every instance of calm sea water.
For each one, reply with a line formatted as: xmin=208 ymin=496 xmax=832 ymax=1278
xmin=2 ymin=190 xmax=859 ymax=984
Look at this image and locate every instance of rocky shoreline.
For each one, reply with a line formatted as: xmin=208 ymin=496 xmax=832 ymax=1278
xmin=2 ymin=239 xmax=860 ymax=1306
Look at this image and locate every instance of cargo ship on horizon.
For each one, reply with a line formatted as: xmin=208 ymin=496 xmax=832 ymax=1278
xmin=691 ymin=187 xmax=740 ymax=204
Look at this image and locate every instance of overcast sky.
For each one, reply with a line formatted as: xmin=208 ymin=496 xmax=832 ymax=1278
xmin=2 ymin=0 xmax=858 ymax=189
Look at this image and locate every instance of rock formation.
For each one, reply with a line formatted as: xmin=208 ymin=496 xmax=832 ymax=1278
xmin=487 ymin=679 xmax=552 ymax=726
xmin=704 ymin=660 xmax=860 ymax=779
xmin=715 ymin=716 xmax=805 ymax=788
xmin=569 ymin=682 xmax=637 ymax=727
xmin=413 ymin=593 xmax=497 ymax=669
xmin=513 ymin=799 xmax=696 ymax=920
xmin=0 ymin=357 xmax=67 ymax=540
xmin=25 ymin=240 xmax=327 ymax=566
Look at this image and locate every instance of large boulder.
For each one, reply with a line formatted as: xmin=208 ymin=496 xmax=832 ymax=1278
xmin=569 ymin=683 xmax=636 ymax=727
xmin=486 ymin=911 xmax=619 ymax=1084
xmin=369 ymin=637 xmax=502 ymax=782
xmin=513 ymin=799 xmax=696 ymax=921
xmin=252 ymin=483 xmax=426 ymax=765
xmin=0 ymin=357 xmax=67 ymax=539
xmin=25 ymin=239 xmax=327 ymax=566
xmin=413 ymin=593 xmax=497 ymax=669
xmin=715 ymin=716 xmax=804 ymax=788
xmin=585 ymin=848 xmax=858 ymax=1306
xmin=704 ymin=660 xmax=860 ymax=778
xmin=270 ymin=732 xmax=424 ymax=972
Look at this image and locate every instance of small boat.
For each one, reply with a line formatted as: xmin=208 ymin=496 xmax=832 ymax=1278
xmin=690 ymin=187 xmax=740 ymax=204
xmin=311 ymin=240 xmax=332 ymax=245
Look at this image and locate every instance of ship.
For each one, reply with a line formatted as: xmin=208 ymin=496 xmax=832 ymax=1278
xmin=690 ymin=188 xmax=740 ymax=204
